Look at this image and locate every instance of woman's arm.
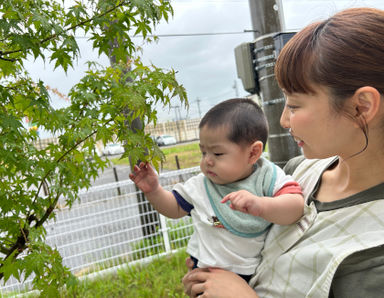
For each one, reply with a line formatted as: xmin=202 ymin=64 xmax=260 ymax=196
xmin=182 ymin=258 xmax=259 ymax=298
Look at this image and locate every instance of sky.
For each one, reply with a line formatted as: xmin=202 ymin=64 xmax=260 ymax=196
xmin=24 ymin=0 xmax=384 ymax=137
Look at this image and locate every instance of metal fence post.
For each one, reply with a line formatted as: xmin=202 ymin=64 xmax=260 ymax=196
xmin=159 ymin=214 xmax=171 ymax=254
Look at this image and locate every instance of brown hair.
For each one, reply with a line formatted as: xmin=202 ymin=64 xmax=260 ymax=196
xmin=275 ymin=7 xmax=384 ymax=101
xmin=275 ymin=8 xmax=384 ymax=154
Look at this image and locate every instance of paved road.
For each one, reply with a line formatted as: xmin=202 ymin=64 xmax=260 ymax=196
xmin=91 ymin=140 xmax=197 ymax=187
xmin=92 ymin=163 xmax=131 ymax=186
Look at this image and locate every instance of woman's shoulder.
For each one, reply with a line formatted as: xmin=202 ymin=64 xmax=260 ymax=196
xmin=283 ymin=155 xmax=306 ymax=175
xmin=284 ymin=155 xmax=338 ymax=177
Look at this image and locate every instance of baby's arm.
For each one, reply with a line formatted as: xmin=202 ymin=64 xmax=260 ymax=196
xmin=129 ymin=162 xmax=188 ymax=219
xmin=221 ymin=190 xmax=304 ymax=225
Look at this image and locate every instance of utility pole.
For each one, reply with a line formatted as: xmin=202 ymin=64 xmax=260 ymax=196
xmin=108 ymin=31 xmax=158 ymax=238
xmin=247 ymin=0 xmax=301 ymax=167
xmin=171 ymin=105 xmax=182 ymax=141
xmin=196 ymin=97 xmax=202 ymax=119
xmin=248 ymin=0 xmax=283 ymax=38
xmin=232 ymin=80 xmax=239 ymax=97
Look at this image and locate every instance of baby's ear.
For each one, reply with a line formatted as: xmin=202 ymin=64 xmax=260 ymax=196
xmin=249 ymin=141 xmax=263 ymax=164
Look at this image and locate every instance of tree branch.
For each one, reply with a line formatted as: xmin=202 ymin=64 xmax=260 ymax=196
xmin=0 ymin=51 xmax=18 ymax=62
xmin=0 ymin=227 xmax=29 ymax=264
xmin=0 ymin=117 xmax=114 ymax=280
xmin=0 ymin=0 xmax=129 ymax=59
xmin=32 ymin=117 xmax=114 ymax=207
xmin=0 ymin=245 xmax=10 ymax=255
xmin=0 ymin=229 xmax=26 ymax=280
xmin=34 ymin=189 xmax=61 ymax=229
xmin=1 ymin=179 xmax=60 ymax=281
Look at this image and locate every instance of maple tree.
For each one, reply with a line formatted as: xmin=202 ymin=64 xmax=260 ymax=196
xmin=0 ymin=0 xmax=187 ymax=295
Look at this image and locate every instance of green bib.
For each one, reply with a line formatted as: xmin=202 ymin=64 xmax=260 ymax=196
xmin=204 ymin=157 xmax=277 ymax=238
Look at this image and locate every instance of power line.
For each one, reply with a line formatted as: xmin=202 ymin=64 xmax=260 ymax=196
xmin=141 ymin=30 xmax=255 ymax=38
xmin=174 ymin=0 xmax=249 ymax=2
xmin=74 ymin=30 xmax=256 ymax=39
xmin=166 ymin=0 xmax=249 ymax=3
xmin=198 ymin=88 xmax=235 ymax=102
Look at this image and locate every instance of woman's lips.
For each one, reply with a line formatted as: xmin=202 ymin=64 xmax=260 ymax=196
xmin=291 ymin=133 xmax=304 ymax=147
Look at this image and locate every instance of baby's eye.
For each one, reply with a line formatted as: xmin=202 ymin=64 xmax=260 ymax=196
xmin=214 ymin=153 xmax=224 ymax=156
xmin=201 ymin=151 xmax=206 ymax=156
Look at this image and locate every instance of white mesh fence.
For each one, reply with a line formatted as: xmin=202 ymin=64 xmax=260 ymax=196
xmin=1 ymin=167 xmax=200 ymax=296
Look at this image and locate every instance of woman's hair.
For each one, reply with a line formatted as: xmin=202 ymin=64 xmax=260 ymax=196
xmin=275 ymin=7 xmax=384 ymax=102
xmin=199 ymin=98 xmax=268 ymax=148
xmin=275 ymin=7 xmax=384 ymax=154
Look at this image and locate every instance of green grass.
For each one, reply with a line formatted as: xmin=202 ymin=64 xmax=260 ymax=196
xmin=160 ymin=142 xmax=201 ymax=170
xmin=111 ymin=141 xmax=269 ymax=171
xmin=130 ymin=219 xmax=193 ymax=261
xmin=59 ymin=249 xmax=189 ymax=298
xmin=111 ymin=142 xmax=201 ymax=170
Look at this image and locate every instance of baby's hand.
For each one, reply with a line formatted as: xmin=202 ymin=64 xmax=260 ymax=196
xmin=129 ymin=162 xmax=159 ymax=194
xmin=221 ymin=190 xmax=263 ymax=217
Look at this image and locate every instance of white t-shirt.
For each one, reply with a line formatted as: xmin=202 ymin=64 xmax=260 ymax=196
xmin=173 ymin=163 xmax=299 ymax=275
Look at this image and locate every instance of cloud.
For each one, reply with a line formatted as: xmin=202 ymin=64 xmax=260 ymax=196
xmin=283 ymin=0 xmax=384 ymax=29
xmin=24 ymin=0 xmax=384 ymax=132
xmin=139 ymin=1 xmax=254 ymax=120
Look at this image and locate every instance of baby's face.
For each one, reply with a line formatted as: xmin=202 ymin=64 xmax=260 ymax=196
xmin=199 ymin=125 xmax=255 ymax=185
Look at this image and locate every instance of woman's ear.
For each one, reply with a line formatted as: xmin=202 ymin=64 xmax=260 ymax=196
xmin=353 ymin=86 xmax=381 ymax=124
xmin=249 ymin=141 xmax=263 ymax=164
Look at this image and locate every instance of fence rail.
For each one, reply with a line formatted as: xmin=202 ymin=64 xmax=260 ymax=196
xmin=1 ymin=167 xmax=200 ymax=296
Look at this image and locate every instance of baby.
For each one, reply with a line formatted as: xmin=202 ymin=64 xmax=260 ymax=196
xmin=130 ymin=98 xmax=303 ymax=281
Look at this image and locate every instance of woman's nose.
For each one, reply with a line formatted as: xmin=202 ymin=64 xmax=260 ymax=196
xmin=280 ymin=106 xmax=290 ymax=129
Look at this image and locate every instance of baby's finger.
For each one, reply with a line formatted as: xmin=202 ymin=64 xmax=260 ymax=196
xmin=129 ymin=171 xmax=138 ymax=181
xmin=185 ymin=257 xmax=194 ymax=271
xmin=133 ymin=164 xmax=141 ymax=173
xmin=221 ymin=195 xmax=231 ymax=203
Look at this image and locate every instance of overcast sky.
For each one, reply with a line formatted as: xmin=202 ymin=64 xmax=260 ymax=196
xmin=25 ymin=0 xmax=384 ymax=137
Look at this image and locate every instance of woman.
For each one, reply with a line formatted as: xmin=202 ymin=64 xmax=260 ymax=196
xmin=182 ymin=7 xmax=384 ymax=297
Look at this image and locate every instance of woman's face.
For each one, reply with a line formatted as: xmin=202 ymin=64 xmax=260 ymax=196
xmin=280 ymin=85 xmax=359 ymax=160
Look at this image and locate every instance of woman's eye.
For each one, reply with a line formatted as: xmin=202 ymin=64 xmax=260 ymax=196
xmin=286 ymin=105 xmax=299 ymax=111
